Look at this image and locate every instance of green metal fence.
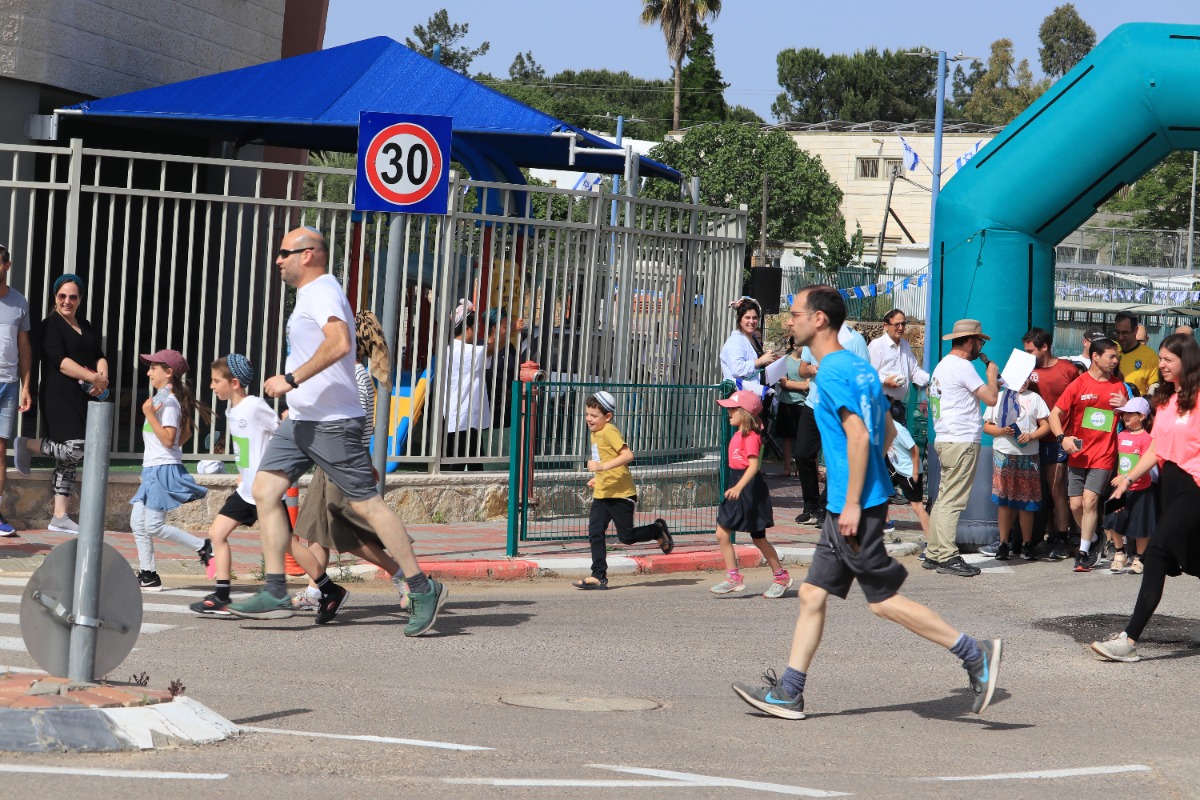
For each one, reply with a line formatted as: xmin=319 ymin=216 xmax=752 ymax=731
xmin=507 ymin=381 xmax=727 ymax=556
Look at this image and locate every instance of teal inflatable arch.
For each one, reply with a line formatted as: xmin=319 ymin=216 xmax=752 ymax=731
xmin=932 ymin=22 xmax=1200 ymax=358
xmin=929 ymin=23 xmax=1200 ymax=542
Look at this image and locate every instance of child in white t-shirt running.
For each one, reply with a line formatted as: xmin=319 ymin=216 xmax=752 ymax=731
xmin=131 ymin=349 xmax=211 ymax=591
xmin=885 ymin=414 xmax=930 ymax=548
xmin=191 ymin=354 xmax=287 ymax=615
xmin=982 ymin=377 xmax=1050 ymax=560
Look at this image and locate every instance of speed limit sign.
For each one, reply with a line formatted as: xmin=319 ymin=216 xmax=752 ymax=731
xmin=355 ymin=112 xmax=452 ymax=214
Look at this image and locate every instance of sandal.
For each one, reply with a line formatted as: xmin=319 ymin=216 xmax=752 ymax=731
xmin=572 ymin=577 xmax=608 ymax=590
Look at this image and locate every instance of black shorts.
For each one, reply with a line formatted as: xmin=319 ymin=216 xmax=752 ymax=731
xmin=887 ymin=463 xmax=923 ymax=503
xmin=217 ymin=491 xmax=290 ymax=530
xmin=804 ymin=503 xmax=907 ymax=604
xmin=774 ymin=402 xmax=802 ymax=439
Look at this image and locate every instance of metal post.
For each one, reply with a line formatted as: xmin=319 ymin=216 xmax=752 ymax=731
xmin=373 ymin=212 xmax=404 ymax=493
xmin=1188 ymin=150 xmax=1197 ymax=271
xmin=876 ymin=166 xmax=899 ymax=270
xmin=67 ymin=402 xmax=115 ymax=682
xmin=923 ymin=50 xmax=947 ymax=369
xmin=63 ymin=138 xmax=84 ymax=276
xmin=612 ymin=149 xmax=638 ymax=381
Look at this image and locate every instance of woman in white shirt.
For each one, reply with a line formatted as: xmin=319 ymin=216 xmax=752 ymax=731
xmin=719 ymin=297 xmax=780 ymax=387
xmin=443 ymin=300 xmax=490 ymax=471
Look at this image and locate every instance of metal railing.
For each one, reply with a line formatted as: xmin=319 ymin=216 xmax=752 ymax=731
xmin=507 ymin=380 xmax=727 ymax=555
xmin=1057 ymin=226 xmax=1197 ymax=269
xmin=780 ymin=266 xmax=929 ymax=323
xmin=5 ymin=140 xmax=746 ymax=469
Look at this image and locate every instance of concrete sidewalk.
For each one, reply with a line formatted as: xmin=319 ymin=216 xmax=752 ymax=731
xmin=0 ymin=473 xmax=926 ymax=583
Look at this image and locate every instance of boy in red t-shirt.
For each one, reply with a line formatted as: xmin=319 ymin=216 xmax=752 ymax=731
xmin=1049 ymin=337 xmax=1128 ymax=572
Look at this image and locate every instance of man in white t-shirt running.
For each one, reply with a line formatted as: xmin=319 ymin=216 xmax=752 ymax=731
xmin=926 ymin=319 xmax=999 ymax=577
xmin=229 ymin=227 xmax=447 ymax=637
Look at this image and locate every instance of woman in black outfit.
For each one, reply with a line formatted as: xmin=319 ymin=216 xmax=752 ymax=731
xmin=13 ymin=274 xmax=108 ymax=532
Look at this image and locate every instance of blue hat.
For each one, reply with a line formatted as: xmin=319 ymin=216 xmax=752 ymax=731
xmin=54 ymin=273 xmax=84 ymax=294
xmin=226 ymin=353 xmax=254 ymax=387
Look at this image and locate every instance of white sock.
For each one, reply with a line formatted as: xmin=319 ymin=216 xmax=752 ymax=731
xmin=1078 ymin=538 xmax=1092 ymax=554
xmin=305 ymin=586 xmax=321 ymax=599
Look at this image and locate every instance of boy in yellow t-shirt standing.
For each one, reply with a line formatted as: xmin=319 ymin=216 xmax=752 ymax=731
xmin=574 ymin=391 xmax=674 ymax=589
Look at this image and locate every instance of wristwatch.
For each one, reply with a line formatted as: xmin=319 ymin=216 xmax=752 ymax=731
xmin=285 ymin=372 xmax=300 ymax=389
xmin=1055 ymin=433 xmax=1065 ymax=444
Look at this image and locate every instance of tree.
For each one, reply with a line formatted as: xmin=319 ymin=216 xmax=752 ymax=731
xmin=640 ymin=0 xmax=722 ymax=131
xmin=508 ymin=51 xmax=545 ymax=82
xmin=642 ymin=122 xmax=843 ymax=254
xmin=1038 ymin=4 xmax=1096 ymax=79
xmin=727 ymin=105 xmax=764 ymax=125
xmin=957 ymin=39 xmax=1046 ymax=125
xmin=405 ymin=9 xmax=489 ymax=75
xmin=773 ymin=47 xmax=938 ymax=123
xmin=678 ymin=24 xmax=727 ymax=126
xmin=1103 ymin=151 xmax=1199 ymax=231
xmin=804 ymin=215 xmax=867 ymax=274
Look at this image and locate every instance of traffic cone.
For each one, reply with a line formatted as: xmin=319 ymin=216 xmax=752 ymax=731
xmin=284 ymin=484 xmax=306 ymax=576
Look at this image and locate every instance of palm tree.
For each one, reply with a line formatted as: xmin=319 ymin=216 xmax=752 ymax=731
xmin=640 ymin=0 xmax=722 ymax=131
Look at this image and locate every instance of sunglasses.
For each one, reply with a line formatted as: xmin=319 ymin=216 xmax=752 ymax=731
xmin=277 ymin=246 xmax=314 ymax=259
xmin=56 ymin=293 xmax=80 ymax=301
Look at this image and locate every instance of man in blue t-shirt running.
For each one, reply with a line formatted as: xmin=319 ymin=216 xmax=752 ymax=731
xmin=732 ymin=285 xmax=1005 ymax=720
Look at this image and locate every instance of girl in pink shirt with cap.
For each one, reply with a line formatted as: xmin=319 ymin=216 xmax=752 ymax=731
xmin=710 ymin=389 xmax=791 ymax=598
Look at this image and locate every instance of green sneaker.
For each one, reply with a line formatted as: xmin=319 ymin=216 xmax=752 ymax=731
xmin=229 ymin=589 xmax=294 ymax=620
xmin=404 ymin=578 xmax=448 ymax=637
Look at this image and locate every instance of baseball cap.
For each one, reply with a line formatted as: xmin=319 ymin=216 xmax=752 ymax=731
xmin=1083 ymin=325 xmax=1107 ymax=342
xmin=717 ymin=389 xmax=763 ymax=417
xmin=1115 ymin=396 xmax=1151 ymax=416
xmin=139 ymin=349 xmax=189 ymax=376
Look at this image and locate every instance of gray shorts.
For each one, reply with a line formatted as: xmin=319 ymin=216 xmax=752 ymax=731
xmin=258 ymin=418 xmax=377 ymax=501
xmin=1068 ymin=466 xmax=1111 ymax=497
xmin=804 ymin=503 xmax=907 ymax=604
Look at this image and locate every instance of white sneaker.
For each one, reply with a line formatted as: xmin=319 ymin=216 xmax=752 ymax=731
xmin=48 ymin=515 xmax=79 ymax=533
xmin=291 ymin=589 xmax=321 ymax=612
xmin=1090 ymin=632 xmax=1140 ymax=662
xmin=710 ymin=579 xmax=745 ymax=594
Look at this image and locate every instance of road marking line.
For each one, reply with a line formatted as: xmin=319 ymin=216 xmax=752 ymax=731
xmin=0 ymin=578 xmax=29 ymax=587
xmin=0 ymin=764 xmax=227 ymax=780
xmin=960 ymin=554 xmax=1015 ymax=573
xmin=924 ymin=764 xmax=1151 ymax=781
xmin=241 ymin=725 xmax=493 ymax=751
xmin=0 ymin=636 xmax=27 ymax=652
xmin=0 ymin=612 xmax=172 ymax=634
xmin=0 ymin=664 xmax=39 ymax=673
xmin=589 ymin=766 xmax=849 ymax=797
xmin=0 ymin=594 xmax=210 ymax=615
xmin=446 ymin=779 xmax=690 ymax=788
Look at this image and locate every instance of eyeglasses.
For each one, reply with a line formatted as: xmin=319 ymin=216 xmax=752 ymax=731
xmin=56 ymin=293 xmax=79 ymax=302
xmin=889 ymin=321 xmax=907 ymax=328
xmin=277 ymin=246 xmax=314 ymax=259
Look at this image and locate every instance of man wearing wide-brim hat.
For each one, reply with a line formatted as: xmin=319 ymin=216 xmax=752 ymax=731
xmin=925 ymin=319 xmax=1000 ymax=576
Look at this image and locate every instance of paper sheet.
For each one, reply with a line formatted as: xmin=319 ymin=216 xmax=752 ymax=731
xmin=999 ymin=348 xmax=1036 ymax=390
xmin=764 ymin=355 xmax=789 ymax=386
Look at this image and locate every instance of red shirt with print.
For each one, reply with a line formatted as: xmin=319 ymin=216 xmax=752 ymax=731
xmin=1054 ymin=372 xmax=1127 ymax=469
xmin=1029 ymin=358 xmax=1083 ymax=409
xmin=728 ymin=430 xmax=761 ymax=470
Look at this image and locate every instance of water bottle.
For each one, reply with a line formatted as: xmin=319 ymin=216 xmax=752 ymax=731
xmin=79 ymin=379 xmax=110 ymax=401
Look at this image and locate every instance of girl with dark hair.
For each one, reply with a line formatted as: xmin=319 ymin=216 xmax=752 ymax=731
xmin=442 ymin=300 xmax=490 ymax=471
xmin=1092 ymin=334 xmax=1200 ymax=661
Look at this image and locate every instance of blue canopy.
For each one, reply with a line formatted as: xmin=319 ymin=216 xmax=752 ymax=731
xmin=62 ymin=37 xmax=681 ymax=184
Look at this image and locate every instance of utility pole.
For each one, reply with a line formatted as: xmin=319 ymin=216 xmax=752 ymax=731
xmin=875 ymin=165 xmax=900 ymax=270
xmin=759 ymin=172 xmax=770 ymax=267
xmin=1188 ymin=150 xmax=1197 ymax=271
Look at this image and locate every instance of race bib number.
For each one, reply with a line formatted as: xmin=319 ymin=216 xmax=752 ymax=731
xmin=590 ymin=443 xmax=600 ymax=462
xmin=1118 ymin=452 xmax=1139 ymax=476
xmin=930 ymin=396 xmax=942 ymax=420
xmin=1080 ymin=406 xmax=1114 ymax=433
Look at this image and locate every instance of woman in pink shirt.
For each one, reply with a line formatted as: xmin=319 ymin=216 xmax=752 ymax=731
xmin=1092 ymin=334 xmax=1200 ymax=662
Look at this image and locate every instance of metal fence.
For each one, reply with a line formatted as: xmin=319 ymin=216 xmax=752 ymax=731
xmin=780 ymin=266 xmax=929 ymax=323
xmin=506 ymin=381 xmax=727 ymax=556
xmin=1057 ymin=226 xmax=1197 ymax=269
xmin=5 ymin=140 xmax=745 ymax=468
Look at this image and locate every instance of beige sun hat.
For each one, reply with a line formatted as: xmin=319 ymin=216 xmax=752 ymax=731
xmin=941 ymin=319 xmax=991 ymax=341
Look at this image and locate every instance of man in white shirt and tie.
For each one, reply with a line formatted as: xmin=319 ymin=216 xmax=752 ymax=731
xmin=868 ymin=309 xmax=929 ymax=421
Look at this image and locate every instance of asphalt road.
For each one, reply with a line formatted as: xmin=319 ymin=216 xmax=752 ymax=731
xmin=3 ymin=553 xmax=1200 ymax=799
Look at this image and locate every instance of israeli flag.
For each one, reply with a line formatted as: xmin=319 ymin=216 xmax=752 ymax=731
xmin=899 ymin=136 xmax=920 ymax=171
xmin=573 ymin=172 xmax=604 ymax=191
xmin=954 ymin=141 xmax=983 ymax=171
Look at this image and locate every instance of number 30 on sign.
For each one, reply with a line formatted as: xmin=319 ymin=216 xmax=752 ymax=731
xmin=355 ymin=112 xmax=452 ymax=215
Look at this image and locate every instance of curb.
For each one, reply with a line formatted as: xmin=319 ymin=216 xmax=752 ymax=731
xmin=341 ymin=543 xmax=922 ymax=582
xmin=0 ymin=693 xmax=238 ymax=752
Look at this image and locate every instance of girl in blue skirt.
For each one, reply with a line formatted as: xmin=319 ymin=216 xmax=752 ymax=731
xmin=130 ymin=349 xmax=211 ymax=591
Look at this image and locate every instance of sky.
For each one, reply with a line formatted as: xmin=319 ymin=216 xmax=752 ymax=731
xmin=324 ymin=1 xmax=1200 ymax=123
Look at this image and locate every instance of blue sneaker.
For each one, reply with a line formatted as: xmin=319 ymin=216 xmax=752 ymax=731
xmin=883 ymin=519 xmax=896 ymax=535
xmin=0 ymin=513 xmax=16 ymax=537
xmin=732 ymin=671 xmax=805 ymax=720
xmin=964 ymin=639 xmax=1003 ymax=714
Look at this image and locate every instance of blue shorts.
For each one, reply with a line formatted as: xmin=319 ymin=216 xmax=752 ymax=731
xmin=1039 ymin=438 xmax=1068 ymax=466
xmin=0 ymin=381 xmax=19 ymax=441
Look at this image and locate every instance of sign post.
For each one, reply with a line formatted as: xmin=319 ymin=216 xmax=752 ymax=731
xmin=356 ymin=113 xmax=452 ymax=489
